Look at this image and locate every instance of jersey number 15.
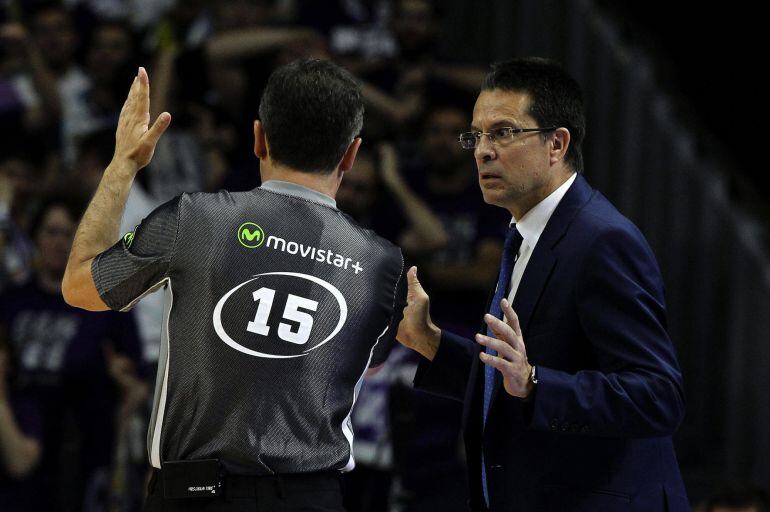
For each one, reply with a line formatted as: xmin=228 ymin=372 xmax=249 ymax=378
xmin=246 ymin=287 xmax=318 ymax=345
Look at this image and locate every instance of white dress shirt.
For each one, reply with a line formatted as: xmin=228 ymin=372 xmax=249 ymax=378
xmin=506 ymin=173 xmax=577 ymax=304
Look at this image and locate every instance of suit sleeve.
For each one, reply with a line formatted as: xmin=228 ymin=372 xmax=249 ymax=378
xmin=529 ymin=226 xmax=686 ymax=438
xmin=413 ymin=329 xmax=476 ymax=403
xmin=91 ymin=196 xmax=181 ymax=312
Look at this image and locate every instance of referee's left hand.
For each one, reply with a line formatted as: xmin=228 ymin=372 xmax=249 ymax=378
xmin=113 ymin=66 xmax=171 ymax=172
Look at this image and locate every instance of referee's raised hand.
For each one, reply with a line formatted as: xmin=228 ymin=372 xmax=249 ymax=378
xmin=114 ymin=66 xmax=171 ymax=172
xmin=396 ymin=266 xmax=441 ymax=361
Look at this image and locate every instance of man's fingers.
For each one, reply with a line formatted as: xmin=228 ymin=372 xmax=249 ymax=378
xmin=476 ymin=332 xmax=520 ymax=361
xmin=501 ymin=299 xmax=522 ymax=337
xmin=119 ymin=75 xmax=137 ymax=114
xmin=138 ymin=66 xmax=149 ymax=86
xmin=144 ymin=112 xmax=172 ymax=147
xmin=492 ymin=301 xmax=526 ymax=354
xmin=479 ymin=351 xmax=513 ymax=374
xmin=484 ymin=314 xmax=519 ymax=348
xmin=137 ymin=66 xmax=150 ymax=119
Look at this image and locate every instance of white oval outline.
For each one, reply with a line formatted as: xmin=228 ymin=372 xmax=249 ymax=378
xmin=212 ymin=272 xmax=348 ymax=359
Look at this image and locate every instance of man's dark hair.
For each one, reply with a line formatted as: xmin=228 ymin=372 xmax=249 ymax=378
xmin=258 ymin=58 xmax=364 ymax=173
xmin=481 ymin=57 xmax=585 ymax=173
xmin=28 ymin=188 xmax=88 ymax=240
xmin=703 ymin=482 xmax=770 ymax=512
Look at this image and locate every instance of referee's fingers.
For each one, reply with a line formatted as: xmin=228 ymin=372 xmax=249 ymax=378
xmin=144 ymin=112 xmax=172 ymax=148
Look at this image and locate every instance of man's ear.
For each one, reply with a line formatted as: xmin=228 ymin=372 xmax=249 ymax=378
xmin=550 ymin=127 xmax=571 ymax=166
xmin=254 ymin=120 xmax=268 ymax=159
xmin=339 ymin=137 xmax=362 ymax=172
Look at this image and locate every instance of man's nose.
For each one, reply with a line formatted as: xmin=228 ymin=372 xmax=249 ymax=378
xmin=474 ymin=135 xmax=496 ymax=162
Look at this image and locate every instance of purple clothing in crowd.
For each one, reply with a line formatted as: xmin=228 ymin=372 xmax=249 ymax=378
xmin=0 ymin=275 xmax=144 ymax=511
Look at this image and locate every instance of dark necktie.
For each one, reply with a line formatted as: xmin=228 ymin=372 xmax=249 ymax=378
xmin=481 ymin=224 xmax=523 ymax=506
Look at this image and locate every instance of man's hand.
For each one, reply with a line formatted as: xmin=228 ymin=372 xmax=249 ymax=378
xmin=104 ymin=344 xmax=149 ymax=418
xmin=378 ymin=143 xmax=405 ymax=192
xmin=476 ymin=298 xmax=534 ymax=399
xmin=396 ymin=266 xmax=441 ymax=360
xmin=113 ymin=66 xmax=171 ymax=173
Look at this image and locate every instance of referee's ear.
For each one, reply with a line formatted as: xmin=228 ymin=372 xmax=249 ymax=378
xmin=253 ymin=120 xmax=268 ymax=159
xmin=338 ymin=137 xmax=362 ymax=172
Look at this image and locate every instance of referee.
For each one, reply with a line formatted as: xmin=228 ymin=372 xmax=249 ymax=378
xmin=62 ymin=59 xmax=405 ymax=512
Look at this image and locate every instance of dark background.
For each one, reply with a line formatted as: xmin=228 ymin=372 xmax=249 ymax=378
xmin=598 ymin=1 xmax=767 ymax=201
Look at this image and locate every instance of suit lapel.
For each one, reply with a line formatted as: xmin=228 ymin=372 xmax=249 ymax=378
xmin=489 ymin=174 xmax=596 ymax=406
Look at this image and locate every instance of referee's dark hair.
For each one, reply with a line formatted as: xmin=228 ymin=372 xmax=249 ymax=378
xmin=258 ymin=58 xmax=364 ymax=174
xmin=481 ymin=57 xmax=585 ymax=174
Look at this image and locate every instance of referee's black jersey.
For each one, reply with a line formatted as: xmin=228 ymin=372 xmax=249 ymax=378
xmin=91 ymin=181 xmax=406 ymax=475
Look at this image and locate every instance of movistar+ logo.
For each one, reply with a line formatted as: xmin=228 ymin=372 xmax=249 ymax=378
xmin=238 ymin=222 xmax=266 ymax=248
xmin=236 ymin=221 xmax=364 ymax=274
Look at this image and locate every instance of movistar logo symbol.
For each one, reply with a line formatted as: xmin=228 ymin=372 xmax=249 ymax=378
xmin=123 ymin=231 xmax=135 ymax=248
xmin=238 ymin=222 xmax=266 ymax=248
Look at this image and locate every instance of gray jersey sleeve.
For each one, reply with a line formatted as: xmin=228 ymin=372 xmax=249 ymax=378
xmin=369 ymin=253 xmax=406 ymax=367
xmin=91 ymin=196 xmax=181 ymax=311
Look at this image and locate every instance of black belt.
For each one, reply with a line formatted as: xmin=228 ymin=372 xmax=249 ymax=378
xmin=151 ymin=468 xmax=341 ymax=499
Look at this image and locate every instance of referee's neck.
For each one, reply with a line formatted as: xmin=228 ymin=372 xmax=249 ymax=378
xmin=261 ymin=165 xmax=342 ymax=201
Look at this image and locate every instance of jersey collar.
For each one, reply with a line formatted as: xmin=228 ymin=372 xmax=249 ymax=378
xmin=260 ymin=180 xmax=337 ymax=209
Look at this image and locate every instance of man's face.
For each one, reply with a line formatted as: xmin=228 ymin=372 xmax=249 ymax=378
xmin=88 ymin=26 xmax=132 ymax=80
xmin=337 ymin=155 xmax=377 ymax=218
xmin=393 ymin=0 xmax=435 ymax=55
xmin=32 ymin=9 xmax=77 ymax=69
xmin=424 ymin=107 xmax=466 ymax=170
xmin=35 ymin=206 xmax=75 ymax=278
xmin=471 ymin=89 xmax=553 ymax=213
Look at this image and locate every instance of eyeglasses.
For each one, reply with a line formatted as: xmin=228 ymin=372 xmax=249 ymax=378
xmin=457 ymin=126 xmax=557 ymax=150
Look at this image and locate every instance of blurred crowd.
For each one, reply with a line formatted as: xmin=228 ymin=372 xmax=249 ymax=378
xmin=0 ymin=0 xmax=506 ymax=510
xmin=1 ymin=1 xmax=766 ymax=511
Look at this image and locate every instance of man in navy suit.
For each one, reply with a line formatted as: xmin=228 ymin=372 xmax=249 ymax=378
xmin=396 ymin=58 xmax=690 ymax=511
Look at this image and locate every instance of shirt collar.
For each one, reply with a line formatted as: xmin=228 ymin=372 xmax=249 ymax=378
xmin=511 ymin=172 xmax=577 ymax=244
xmin=259 ymin=180 xmax=337 ymax=208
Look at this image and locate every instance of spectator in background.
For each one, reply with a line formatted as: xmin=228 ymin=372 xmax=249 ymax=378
xmin=0 ymin=3 xmax=84 ymax=167
xmin=60 ymin=19 xmax=141 ymax=166
xmin=151 ymin=0 xmax=213 ymax=49
xmin=0 ymin=152 xmax=42 ymax=288
xmin=294 ymin=0 xmax=397 ymax=61
xmin=0 ymin=20 xmax=51 ymax=155
xmin=147 ymin=0 xmax=322 ymax=193
xmin=0 ymin=339 xmax=45 ymax=511
xmin=0 ymin=190 xmax=147 ymax=511
xmin=335 ymin=145 xmax=389 ymax=229
xmin=337 ymin=142 xmax=448 ymax=250
xmin=350 ymin=0 xmax=486 ymax=139
xmin=700 ymin=483 xmax=770 ymax=512
xmin=401 ymin=102 xmax=506 ymax=337
xmin=64 ymin=0 xmax=175 ymax=31
xmin=344 ymin=345 xmax=418 ymax=512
